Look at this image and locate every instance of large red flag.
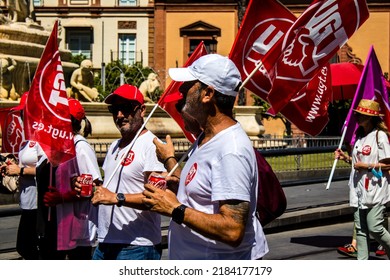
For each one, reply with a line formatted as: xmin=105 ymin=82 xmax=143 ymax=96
xmin=230 ymin=0 xmax=295 ymax=100
xmin=158 ymin=42 xmax=208 ymax=143
xmin=0 ymin=108 xmax=24 ymax=156
xmin=24 ymin=21 xmax=75 ymax=166
xmin=266 ymin=0 xmax=369 ymax=114
xmin=230 ymin=0 xmax=331 ymax=136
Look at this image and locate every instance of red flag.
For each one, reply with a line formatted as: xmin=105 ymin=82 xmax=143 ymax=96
xmin=230 ymin=0 xmax=295 ymax=100
xmin=343 ymin=46 xmax=390 ymax=145
xmin=275 ymin=64 xmax=331 ymax=135
xmin=267 ymin=0 xmax=369 ymax=114
xmin=24 ymin=21 xmax=75 ymax=166
xmin=230 ymin=0 xmax=331 ymax=135
xmin=158 ymin=42 xmax=208 ymax=143
xmin=0 ymin=108 xmax=25 ymax=157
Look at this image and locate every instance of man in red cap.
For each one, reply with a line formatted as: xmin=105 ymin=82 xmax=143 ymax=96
xmin=89 ymin=84 xmax=165 ymax=260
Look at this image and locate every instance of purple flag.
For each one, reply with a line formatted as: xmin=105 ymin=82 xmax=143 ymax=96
xmin=343 ymin=46 xmax=390 ymax=145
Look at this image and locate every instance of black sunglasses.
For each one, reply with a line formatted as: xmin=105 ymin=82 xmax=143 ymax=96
xmin=108 ymin=104 xmax=139 ymax=115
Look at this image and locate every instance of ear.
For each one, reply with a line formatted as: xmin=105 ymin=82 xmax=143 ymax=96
xmin=140 ymin=104 xmax=147 ymax=117
xmin=201 ymin=86 xmax=215 ymax=104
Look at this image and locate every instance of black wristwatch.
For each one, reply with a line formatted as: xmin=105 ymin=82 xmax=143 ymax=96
xmin=172 ymin=204 xmax=187 ymax=224
xmin=116 ymin=193 xmax=125 ymax=207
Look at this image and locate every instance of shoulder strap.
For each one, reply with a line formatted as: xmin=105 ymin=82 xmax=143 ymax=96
xmin=75 ymin=139 xmax=88 ymax=147
xmin=376 ymin=130 xmax=379 ymax=146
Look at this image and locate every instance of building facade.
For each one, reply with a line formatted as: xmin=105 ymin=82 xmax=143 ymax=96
xmin=1 ymin=0 xmax=390 ymax=100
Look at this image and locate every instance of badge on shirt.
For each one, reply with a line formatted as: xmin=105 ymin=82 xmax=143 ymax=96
xmin=121 ymin=151 xmax=135 ymax=166
xmin=185 ymin=163 xmax=197 ymax=186
xmin=362 ymin=145 xmax=371 ymax=156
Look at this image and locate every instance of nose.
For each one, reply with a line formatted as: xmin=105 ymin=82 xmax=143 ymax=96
xmin=115 ymin=109 xmax=125 ymax=118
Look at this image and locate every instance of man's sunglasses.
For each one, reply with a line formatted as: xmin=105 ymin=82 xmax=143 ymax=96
xmin=108 ymin=104 xmax=139 ymax=115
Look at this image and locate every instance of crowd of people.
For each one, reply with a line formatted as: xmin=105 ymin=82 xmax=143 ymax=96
xmin=2 ymin=54 xmax=390 ymax=260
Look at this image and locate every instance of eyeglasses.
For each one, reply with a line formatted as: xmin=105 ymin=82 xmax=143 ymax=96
xmin=108 ymin=104 xmax=139 ymax=115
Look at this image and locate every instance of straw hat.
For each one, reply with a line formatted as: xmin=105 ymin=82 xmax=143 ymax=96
xmin=353 ymin=99 xmax=384 ymax=116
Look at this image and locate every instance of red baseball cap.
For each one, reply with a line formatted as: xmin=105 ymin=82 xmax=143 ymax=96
xmin=68 ymin=98 xmax=86 ymax=121
xmin=12 ymin=92 xmax=28 ymax=111
xmin=104 ymin=84 xmax=144 ymax=105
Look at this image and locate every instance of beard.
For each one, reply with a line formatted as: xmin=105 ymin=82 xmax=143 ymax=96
xmin=116 ymin=114 xmax=143 ymax=139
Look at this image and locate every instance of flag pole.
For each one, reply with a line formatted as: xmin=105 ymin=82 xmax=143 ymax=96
xmin=325 ymin=123 xmax=348 ymax=190
xmin=239 ymin=60 xmax=264 ymax=91
xmin=166 ymin=141 xmax=196 ymax=177
xmin=104 ymin=103 xmax=160 ymax=187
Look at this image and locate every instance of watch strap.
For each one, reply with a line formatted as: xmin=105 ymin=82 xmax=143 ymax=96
xmin=116 ymin=193 xmax=125 ymax=207
xmin=172 ymin=204 xmax=187 ymax=225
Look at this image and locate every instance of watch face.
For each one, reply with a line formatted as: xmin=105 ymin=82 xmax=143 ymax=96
xmin=117 ymin=193 xmax=125 ymax=202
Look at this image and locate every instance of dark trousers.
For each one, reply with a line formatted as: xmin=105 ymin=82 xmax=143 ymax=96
xmin=16 ymin=209 xmax=39 ymax=260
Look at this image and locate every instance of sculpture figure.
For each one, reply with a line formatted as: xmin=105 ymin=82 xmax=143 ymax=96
xmin=138 ymin=73 xmax=161 ymax=103
xmin=0 ymin=57 xmax=19 ymax=101
xmin=7 ymin=0 xmax=35 ymax=23
xmin=67 ymin=59 xmax=99 ymax=102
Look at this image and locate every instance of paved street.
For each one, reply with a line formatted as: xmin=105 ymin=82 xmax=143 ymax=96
xmin=264 ymin=220 xmax=387 ymax=260
xmin=0 ymin=179 xmax=388 ymax=260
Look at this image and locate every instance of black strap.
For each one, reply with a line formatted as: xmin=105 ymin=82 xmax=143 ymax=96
xmin=75 ymin=139 xmax=88 ymax=147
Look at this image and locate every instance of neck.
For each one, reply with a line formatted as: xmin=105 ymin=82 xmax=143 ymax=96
xmin=363 ymin=124 xmax=375 ymax=135
xmin=120 ymin=128 xmax=147 ymax=148
xmin=200 ymin=115 xmax=236 ymax=146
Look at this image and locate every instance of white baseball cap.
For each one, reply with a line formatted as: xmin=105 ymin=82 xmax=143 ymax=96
xmin=168 ymin=54 xmax=241 ymax=97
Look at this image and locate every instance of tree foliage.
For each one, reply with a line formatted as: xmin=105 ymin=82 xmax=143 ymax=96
xmin=70 ymin=54 xmax=88 ymax=66
xmin=93 ymin=60 xmax=163 ymax=101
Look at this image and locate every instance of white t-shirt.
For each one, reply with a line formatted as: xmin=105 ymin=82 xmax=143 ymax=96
xmin=18 ymin=141 xmax=44 ymax=210
xmin=74 ymin=134 xmax=102 ymax=181
xmin=168 ymin=123 xmax=269 ymax=259
xmin=97 ymin=130 xmax=165 ymax=245
xmin=349 ymin=129 xmax=390 ymax=208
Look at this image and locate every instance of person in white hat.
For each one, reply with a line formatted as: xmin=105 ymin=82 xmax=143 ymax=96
xmin=143 ymin=54 xmax=269 ymax=259
xmin=335 ymin=99 xmax=390 ymax=260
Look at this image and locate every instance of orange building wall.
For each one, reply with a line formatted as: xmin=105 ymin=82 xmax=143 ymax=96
xmin=165 ymin=10 xmax=237 ymax=85
xmin=346 ymin=12 xmax=390 ymax=74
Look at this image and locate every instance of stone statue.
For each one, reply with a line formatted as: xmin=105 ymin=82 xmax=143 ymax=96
xmin=0 ymin=57 xmax=19 ymax=101
xmin=7 ymin=0 xmax=35 ymax=23
xmin=138 ymin=73 xmax=161 ymax=103
xmin=67 ymin=59 xmax=99 ymax=102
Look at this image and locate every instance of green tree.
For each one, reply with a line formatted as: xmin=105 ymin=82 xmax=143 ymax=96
xmin=94 ymin=61 xmax=162 ymax=101
xmin=70 ymin=54 xmax=88 ymax=66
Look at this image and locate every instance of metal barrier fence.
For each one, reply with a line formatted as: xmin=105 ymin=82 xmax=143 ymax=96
xmin=89 ymin=136 xmax=349 ymax=172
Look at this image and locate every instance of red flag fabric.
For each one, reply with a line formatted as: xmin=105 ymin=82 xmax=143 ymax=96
xmin=343 ymin=46 xmax=390 ymax=145
xmin=230 ymin=0 xmax=331 ymax=136
xmin=0 ymin=108 xmax=25 ymax=157
xmin=269 ymin=64 xmax=331 ymax=135
xmin=24 ymin=21 xmax=75 ymax=166
xmin=230 ymin=0 xmax=295 ymax=100
xmin=266 ymin=0 xmax=369 ymax=114
xmin=158 ymin=42 xmax=208 ymax=143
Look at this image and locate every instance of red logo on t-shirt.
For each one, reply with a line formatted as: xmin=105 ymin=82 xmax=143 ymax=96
xmin=121 ymin=151 xmax=135 ymax=166
xmin=185 ymin=163 xmax=197 ymax=186
xmin=29 ymin=141 xmax=36 ymax=148
xmin=362 ymin=145 xmax=371 ymax=156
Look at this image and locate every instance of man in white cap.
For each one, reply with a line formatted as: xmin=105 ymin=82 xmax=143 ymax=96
xmin=143 ymin=54 xmax=269 ymax=259
xmin=89 ymin=84 xmax=165 ymax=260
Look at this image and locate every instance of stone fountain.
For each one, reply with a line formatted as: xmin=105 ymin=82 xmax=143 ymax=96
xmin=0 ymin=13 xmax=78 ymax=100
